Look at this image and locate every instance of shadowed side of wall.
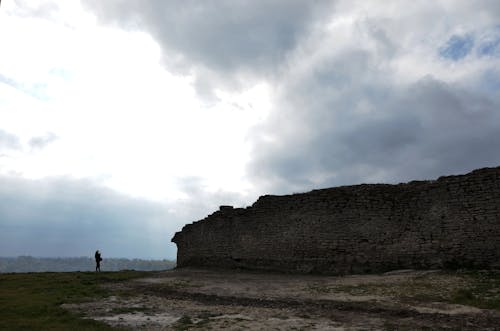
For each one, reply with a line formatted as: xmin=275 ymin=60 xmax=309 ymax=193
xmin=172 ymin=167 xmax=500 ymax=274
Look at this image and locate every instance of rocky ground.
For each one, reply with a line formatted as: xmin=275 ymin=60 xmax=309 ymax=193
xmin=62 ymin=268 xmax=500 ymax=330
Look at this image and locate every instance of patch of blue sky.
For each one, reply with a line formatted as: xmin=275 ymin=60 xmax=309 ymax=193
xmin=439 ymin=34 xmax=474 ymax=61
xmin=476 ymin=25 xmax=500 ymax=57
xmin=0 ymin=74 xmax=49 ymax=101
xmin=478 ymin=40 xmax=500 ymax=57
xmin=48 ymin=67 xmax=72 ymax=80
xmin=477 ymin=27 xmax=500 ymax=57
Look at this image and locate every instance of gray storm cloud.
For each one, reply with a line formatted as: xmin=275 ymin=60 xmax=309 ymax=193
xmin=246 ymin=11 xmax=500 ymax=194
xmin=84 ymin=0 xmax=332 ymax=72
xmin=0 ymin=174 xmax=250 ymax=259
xmin=83 ymin=0 xmax=334 ymax=98
xmin=248 ymin=76 xmax=500 ymax=195
xmin=83 ymin=1 xmax=500 ymax=197
xmin=0 ymin=176 xmax=179 ymax=259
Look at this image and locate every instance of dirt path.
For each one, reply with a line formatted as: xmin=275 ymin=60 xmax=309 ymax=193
xmin=62 ymin=268 xmax=500 ymax=330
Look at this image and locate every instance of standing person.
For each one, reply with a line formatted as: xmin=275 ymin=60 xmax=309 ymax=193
xmin=95 ymin=250 xmax=102 ymax=272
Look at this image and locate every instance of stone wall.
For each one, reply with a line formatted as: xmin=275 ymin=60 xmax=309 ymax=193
xmin=172 ymin=167 xmax=500 ymax=274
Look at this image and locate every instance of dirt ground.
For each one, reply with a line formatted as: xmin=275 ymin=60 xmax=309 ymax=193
xmin=62 ymin=268 xmax=500 ymax=330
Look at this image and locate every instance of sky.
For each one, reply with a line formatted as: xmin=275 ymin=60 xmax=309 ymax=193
xmin=1 ymin=0 xmax=499 ymax=260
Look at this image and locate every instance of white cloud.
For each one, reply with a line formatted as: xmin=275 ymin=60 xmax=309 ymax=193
xmin=0 ymin=0 xmax=271 ymax=202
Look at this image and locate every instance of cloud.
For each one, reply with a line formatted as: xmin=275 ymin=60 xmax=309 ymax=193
xmin=477 ymin=26 xmax=500 ymax=57
xmin=29 ymin=132 xmax=58 ymax=150
xmin=245 ymin=2 xmax=500 ymax=195
xmin=83 ymin=0 xmax=500 ymax=197
xmin=0 ymin=174 xmax=251 ymax=260
xmin=5 ymin=0 xmax=60 ymax=20
xmin=0 ymin=176 xmax=181 ymax=259
xmin=0 ymin=129 xmax=21 ymax=151
xmin=83 ymin=0 xmax=334 ymax=96
xmin=250 ymin=75 xmax=500 ymax=194
xmin=167 ymin=176 xmax=254 ymax=229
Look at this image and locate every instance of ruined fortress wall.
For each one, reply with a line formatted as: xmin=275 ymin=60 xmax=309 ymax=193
xmin=172 ymin=167 xmax=500 ymax=274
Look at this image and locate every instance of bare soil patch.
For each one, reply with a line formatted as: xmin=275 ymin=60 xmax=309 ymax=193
xmin=62 ymin=268 xmax=500 ymax=330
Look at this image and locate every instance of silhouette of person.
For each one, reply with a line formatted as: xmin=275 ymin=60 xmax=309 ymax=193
xmin=95 ymin=250 xmax=102 ymax=272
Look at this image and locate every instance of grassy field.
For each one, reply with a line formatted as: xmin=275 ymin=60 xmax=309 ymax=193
xmin=0 ymin=271 xmax=153 ymax=331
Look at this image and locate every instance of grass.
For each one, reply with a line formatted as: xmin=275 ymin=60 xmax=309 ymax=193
xmin=0 ymin=270 xmax=152 ymax=331
xmin=449 ymin=270 xmax=500 ymax=310
xmin=306 ymin=270 xmax=500 ymax=310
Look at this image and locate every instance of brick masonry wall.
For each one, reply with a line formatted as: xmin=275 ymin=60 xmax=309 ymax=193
xmin=172 ymin=167 xmax=500 ymax=274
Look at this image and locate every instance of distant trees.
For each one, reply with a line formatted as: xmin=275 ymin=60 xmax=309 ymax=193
xmin=0 ymin=256 xmax=175 ymax=273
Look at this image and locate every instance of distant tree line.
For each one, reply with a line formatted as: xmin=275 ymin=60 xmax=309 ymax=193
xmin=0 ymin=256 xmax=176 ymax=273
